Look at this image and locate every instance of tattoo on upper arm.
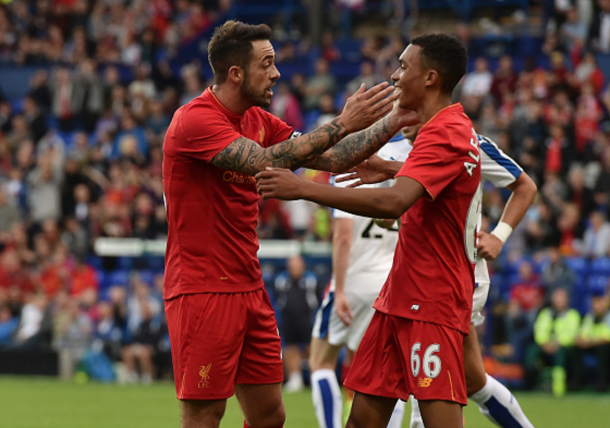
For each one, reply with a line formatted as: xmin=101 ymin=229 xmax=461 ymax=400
xmin=308 ymin=116 xmax=393 ymax=172
xmin=209 ymin=137 xmax=268 ymax=176
xmin=210 ymin=118 xmax=347 ymax=175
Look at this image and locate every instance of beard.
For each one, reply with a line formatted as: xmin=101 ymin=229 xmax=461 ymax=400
xmin=240 ymin=75 xmax=271 ymax=107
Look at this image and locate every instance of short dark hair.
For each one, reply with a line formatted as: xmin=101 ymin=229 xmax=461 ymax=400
xmin=208 ymin=20 xmax=273 ymax=84
xmin=411 ymin=34 xmax=467 ymax=94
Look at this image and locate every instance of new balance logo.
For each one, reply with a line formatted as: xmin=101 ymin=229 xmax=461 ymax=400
xmin=418 ymin=377 xmax=433 ymax=388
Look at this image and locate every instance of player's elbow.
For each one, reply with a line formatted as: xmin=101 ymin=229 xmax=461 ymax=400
xmin=380 ymin=195 xmax=409 ymax=219
xmin=517 ymin=172 xmax=538 ymax=203
xmin=334 ymin=233 xmax=352 ymax=249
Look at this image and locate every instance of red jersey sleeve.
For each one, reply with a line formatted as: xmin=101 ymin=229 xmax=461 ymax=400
xmin=176 ymin=104 xmax=243 ymax=162
xmin=396 ymin=125 xmax=464 ymax=200
xmin=258 ymin=108 xmax=295 ymax=147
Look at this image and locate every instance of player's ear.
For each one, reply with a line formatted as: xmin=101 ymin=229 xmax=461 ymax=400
xmin=425 ymin=70 xmax=439 ymax=88
xmin=227 ymin=65 xmax=243 ymax=85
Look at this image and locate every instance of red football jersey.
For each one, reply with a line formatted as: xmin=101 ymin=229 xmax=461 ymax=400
xmin=373 ymin=104 xmax=481 ymax=335
xmin=162 ymin=88 xmax=294 ymax=299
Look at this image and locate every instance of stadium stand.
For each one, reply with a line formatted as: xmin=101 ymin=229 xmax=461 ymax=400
xmin=0 ymin=0 xmax=607 ymax=392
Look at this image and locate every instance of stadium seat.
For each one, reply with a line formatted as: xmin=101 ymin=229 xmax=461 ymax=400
xmin=565 ymin=257 xmax=589 ymax=276
xmin=335 ymin=38 xmax=362 ymax=62
xmin=489 ymin=273 xmax=510 ymax=301
xmin=505 ymin=255 xmax=533 ymax=275
xmin=145 ymin=256 xmax=165 ymax=271
xmin=56 ymin=131 xmax=74 ymax=147
xmin=86 ymin=256 xmax=103 ymax=270
xmin=138 ymin=270 xmax=155 ymax=286
xmin=587 ymin=275 xmax=609 ymax=294
xmin=96 ymin=270 xmax=106 ymax=287
xmin=116 ymin=256 xmax=133 ymax=270
xmin=515 ymin=36 xmax=544 ymax=57
xmin=590 ymin=257 xmax=610 ymax=276
xmin=107 ymin=270 xmax=130 ymax=287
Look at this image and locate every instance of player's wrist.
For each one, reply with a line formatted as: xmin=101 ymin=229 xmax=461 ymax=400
xmin=299 ymin=180 xmax=320 ymax=201
xmin=490 ymin=221 xmax=513 ymax=244
xmin=337 ymin=113 xmax=358 ymax=134
xmin=383 ymin=160 xmax=402 ymax=178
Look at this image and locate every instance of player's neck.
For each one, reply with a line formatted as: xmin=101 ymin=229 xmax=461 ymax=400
xmin=417 ymin=93 xmax=454 ymax=124
xmin=211 ymin=84 xmax=252 ymax=115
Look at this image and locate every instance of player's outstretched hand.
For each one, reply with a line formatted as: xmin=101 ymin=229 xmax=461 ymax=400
xmin=333 ymin=154 xmax=391 ymax=187
xmin=256 ymin=167 xmax=304 ymax=200
xmin=477 ymin=231 xmax=504 ymax=260
xmin=334 ymin=291 xmax=353 ymax=326
xmin=339 ymin=82 xmax=398 ymax=133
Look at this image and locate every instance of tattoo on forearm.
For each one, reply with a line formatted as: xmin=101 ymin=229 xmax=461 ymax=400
xmin=307 ymin=115 xmax=393 ymax=172
xmin=210 ymin=118 xmax=346 ymax=175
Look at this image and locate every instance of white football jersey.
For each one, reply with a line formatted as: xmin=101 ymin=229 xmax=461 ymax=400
xmin=475 ymin=134 xmax=523 ymax=284
xmin=330 ymin=134 xmax=413 ymax=294
xmin=330 ymin=133 xmax=521 ymax=294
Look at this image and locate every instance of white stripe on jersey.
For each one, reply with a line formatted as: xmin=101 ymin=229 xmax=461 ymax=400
xmin=478 ymin=135 xmax=522 ymax=188
xmin=364 ymin=134 xmax=523 ymax=286
xmin=476 ymin=135 xmax=522 ymax=283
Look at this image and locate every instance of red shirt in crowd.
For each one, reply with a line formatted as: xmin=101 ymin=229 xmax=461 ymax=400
xmin=373 ymin=104 xmax=481 ymax=335
xmin=510 ymin=281 xmax=544 ymax=312
xmin=70 ymin=264 xmax=99 ymax=296
xmin=162 ymin=88 xmax=295 ymax=299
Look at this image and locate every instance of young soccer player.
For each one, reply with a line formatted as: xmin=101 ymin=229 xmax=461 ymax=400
xmin=310 ymin=129 xmax=415 ymax=428
xmin=257 ymin=34 xmax=478 ymax=428
xmin=162 ymin=20 xmax=415 ymax=428
xmin=339 ymin=131 xmax=538 ymax=428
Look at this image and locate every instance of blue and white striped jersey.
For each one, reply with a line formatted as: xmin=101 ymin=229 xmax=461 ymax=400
xmin=475 ymin=134 xmax=523 ymax=283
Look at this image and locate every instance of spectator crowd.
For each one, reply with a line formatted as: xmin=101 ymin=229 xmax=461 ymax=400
xmin=0 ymin=0 xmax=607 ymax=392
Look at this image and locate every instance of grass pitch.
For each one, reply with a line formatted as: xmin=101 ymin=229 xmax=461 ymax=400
xmin=1 ymin=376 xmax=609 ymax=428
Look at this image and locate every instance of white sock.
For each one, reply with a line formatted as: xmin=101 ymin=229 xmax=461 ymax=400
xmin=387 ymin=399 xmax=405 ymax=428
xmin=311 ymin=369 xmax=343 ymax=428
xmin=469 ymin=374 xmax=535 ymax=428
xmin=409 ymin=396 xmax=425 ymax=428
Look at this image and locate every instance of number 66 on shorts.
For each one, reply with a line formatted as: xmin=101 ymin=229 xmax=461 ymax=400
xmin=411 ymin=342 xmax=441 ymax=379
xmin=343 ymin=312 xmax=468 ymax=405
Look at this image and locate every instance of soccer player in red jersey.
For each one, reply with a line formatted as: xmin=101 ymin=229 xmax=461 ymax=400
xmin=256 ymin=34 xmax=478 ymax=428
xmin=162 ymin=20 xmax=416 ymax=428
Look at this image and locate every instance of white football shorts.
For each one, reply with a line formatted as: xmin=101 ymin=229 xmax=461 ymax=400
xmin=311 ymin=288 xmax=379 ymax=351
xmin=471 ymin=281 xmax=490 ymax=326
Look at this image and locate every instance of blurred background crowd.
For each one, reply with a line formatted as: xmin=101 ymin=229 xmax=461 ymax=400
xmin=0 ymin=0 xmax=609 ymax=393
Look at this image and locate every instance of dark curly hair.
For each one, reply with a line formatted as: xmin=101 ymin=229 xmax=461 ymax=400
xmin=208 ymin=20 xmax=273 ymax=84
xmin=411 ymin=34 xmax=468 ymax=95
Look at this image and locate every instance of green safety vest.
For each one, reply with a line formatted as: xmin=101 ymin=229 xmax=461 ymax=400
xmin=534 ymin=308 xmax=581 ymax=346
xmin=578 ymin=313 xmax=610 ymax=342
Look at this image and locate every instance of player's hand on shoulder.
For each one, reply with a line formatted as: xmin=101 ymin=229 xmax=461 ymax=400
xmin=334 ymin=291 xmax=353 ymax=326
xmin=255 ymin=167 xmax=304 ymax=200
xmin=477 ymin=231 xmax=504 ymax=260
xmin=340 ymin=82 xmax=398 ymax=133
xmin=333 ymin=154 xmax=391 ymax=187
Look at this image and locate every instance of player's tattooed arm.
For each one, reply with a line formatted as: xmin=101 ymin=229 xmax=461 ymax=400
xmin=304 ymin=114 xmax=394 ymax=173
xmin=210 ymin=118 xmax=347 ymax=176
xmin=210 ymin=82 xmax=398 ymax=175
xmin=305 ymin=106 xmax=418 ymax=173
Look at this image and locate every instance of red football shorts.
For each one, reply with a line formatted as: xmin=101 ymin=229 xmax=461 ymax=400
xmin=344 ymin=311 xmax=467 ymax=405
xmin=164 ymin=288 xmax=283 ymax=400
